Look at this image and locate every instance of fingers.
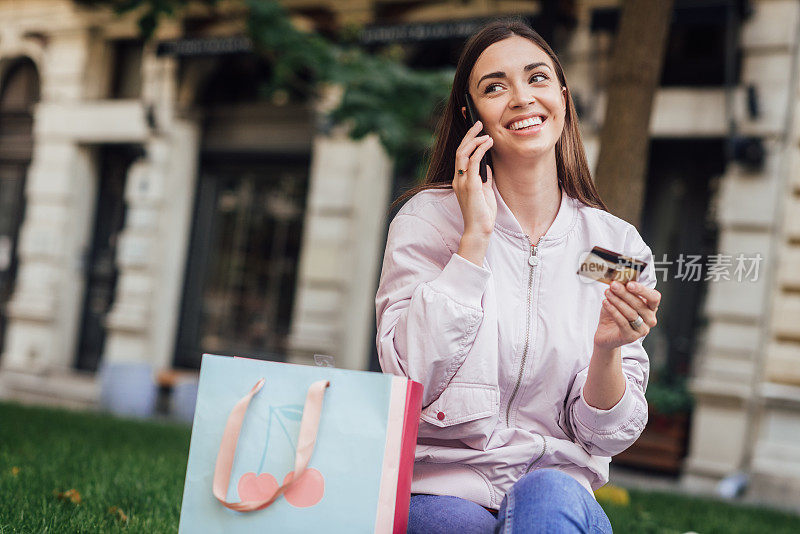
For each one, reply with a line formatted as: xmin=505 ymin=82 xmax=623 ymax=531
xmin=455 ymin=121 xmax=488 ymax=176
xmin=609 ymin=281 xmax=648 ymax=313
xmin=602 ymin=298 xmax=647 ymax=339
xmin=466 ymin=137 xmax=493 ymax=185
xmin=456 ymin=145 xmax=490 ymax=182
xmin=467 ymin=119 xmax=483 ymax=134
xmin=606 ymin=282 xmax=657 ymax=329
xmin=611 ymin=281 xmax=658 ymax=317
xmin=625 ymin=281 xmax=661 ymax=310
xmin=455 ymin=121 xmax=486 ymax=158
xmin=456 ymin=135 xmax=490 ymax=169
xmin=604 ymin=287 xmax=640 ymax=322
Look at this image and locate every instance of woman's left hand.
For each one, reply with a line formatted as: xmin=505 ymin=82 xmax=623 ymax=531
xmin=594 ymin=280 xmax=661 ymax=351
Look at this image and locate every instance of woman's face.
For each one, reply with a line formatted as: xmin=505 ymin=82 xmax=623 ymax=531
xmin=465 ymin=35 xmax=567 ymax=161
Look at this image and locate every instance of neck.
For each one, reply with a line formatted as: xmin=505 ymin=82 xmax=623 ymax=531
xmin=491 ymin=150 xmax=562 ymax=241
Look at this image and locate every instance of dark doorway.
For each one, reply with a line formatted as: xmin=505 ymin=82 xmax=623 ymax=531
xmin=641 ymin=138 xmax=723 ymax=383
xmin=174 ymin=155 xmax=309 ymax=369
xmin=0 ymin=58 xmax=39 ymax=357
xmin=612 ymin=139 xmax=723 ymax=474
xmin=0 ymin=163 xmax=26 ymax=355
xmin=75 ymin=145 xmax=141 ymax=371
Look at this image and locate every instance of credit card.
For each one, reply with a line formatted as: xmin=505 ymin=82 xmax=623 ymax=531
xmin=576 ymin=246 xmax=647 ymax=286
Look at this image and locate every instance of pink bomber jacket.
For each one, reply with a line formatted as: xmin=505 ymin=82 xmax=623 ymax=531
xmin=374 ymin=178 xmax=657 ymax=509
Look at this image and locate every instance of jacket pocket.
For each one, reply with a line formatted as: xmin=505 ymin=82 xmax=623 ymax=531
xmin=418 ymin=383 xmax=499 ymax=445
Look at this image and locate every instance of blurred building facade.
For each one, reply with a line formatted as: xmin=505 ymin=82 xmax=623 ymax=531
xmin=0 ymin=0 xmax=799 ymax=509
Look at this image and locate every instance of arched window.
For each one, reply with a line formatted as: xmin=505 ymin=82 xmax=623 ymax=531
xmin=0 ymin=58 xmax=39 ymax=355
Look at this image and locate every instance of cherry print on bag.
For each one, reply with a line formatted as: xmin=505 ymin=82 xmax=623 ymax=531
xmin=282 ymin=468 xmax=325 ymax=507
xmin=237 ymin=472 xmax=279 ymax=502
xmin=237 ymin=403 xmax=326 ymax=508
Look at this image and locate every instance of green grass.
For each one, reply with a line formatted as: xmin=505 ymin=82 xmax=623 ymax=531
xmin=602 ymin=490 xmax=800 ymax=533
xmin=1 ymin=401 xmax=799 ymax=533
xmin=0 ymin=401 xmax=191 ymax=533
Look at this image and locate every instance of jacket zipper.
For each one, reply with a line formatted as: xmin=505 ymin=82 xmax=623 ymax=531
xmin=504 ymin=235 xmax=543 ymax=426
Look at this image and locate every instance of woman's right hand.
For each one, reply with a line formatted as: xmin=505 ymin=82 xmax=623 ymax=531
xmin=454 ymin=120 xmax=498 ymax=238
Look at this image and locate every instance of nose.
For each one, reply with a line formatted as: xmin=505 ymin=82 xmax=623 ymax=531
xmin=508 ymin=79 xmax=536 ymax=109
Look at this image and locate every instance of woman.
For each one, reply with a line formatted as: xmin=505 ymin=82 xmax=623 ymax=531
xmin=375 ymin=18 xmax=661 ymax=533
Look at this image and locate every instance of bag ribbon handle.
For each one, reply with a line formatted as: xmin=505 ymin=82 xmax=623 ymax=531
xmin=212 ymin=377 xmax=330 ymax=512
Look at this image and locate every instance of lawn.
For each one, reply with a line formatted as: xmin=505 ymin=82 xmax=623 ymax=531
xmin=1 ymin=401 xmax=799 ymax=533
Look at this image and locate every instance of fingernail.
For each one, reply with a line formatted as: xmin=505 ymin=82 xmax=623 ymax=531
xmin=627 ymin=282 xmax=637 ymax=290
xmin=611 ymin=281 xmax=620 ymax=290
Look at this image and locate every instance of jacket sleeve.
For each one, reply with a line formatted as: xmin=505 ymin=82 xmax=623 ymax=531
xmin=561 ymin=237 xmax=656 ymax=457
xmin=375 ymin=213 xmax=492 ymax=407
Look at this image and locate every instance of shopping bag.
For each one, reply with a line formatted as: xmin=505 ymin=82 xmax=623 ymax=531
xmin=178 ymin=354 xmax=423 ymax=533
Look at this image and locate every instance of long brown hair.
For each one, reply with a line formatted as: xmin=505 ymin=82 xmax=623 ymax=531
xmin=389 ymin=17 xmax=608 ymax=214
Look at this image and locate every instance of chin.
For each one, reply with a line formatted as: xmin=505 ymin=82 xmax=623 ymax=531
xmin=514 ymin=143 xmax=556 ymax=159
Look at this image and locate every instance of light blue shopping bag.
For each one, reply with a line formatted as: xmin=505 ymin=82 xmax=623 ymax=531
xmin=178 ymin=354 xmax=422 ymax=533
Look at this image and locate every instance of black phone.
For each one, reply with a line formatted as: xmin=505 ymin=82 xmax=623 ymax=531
xmin=464 ymin=92 xmax=493 ymax=183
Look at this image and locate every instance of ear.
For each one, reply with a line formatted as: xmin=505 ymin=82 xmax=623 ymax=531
xmin=461 ymin=106 xmax=467 ymax=120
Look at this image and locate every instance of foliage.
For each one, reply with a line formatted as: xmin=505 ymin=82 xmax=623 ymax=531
xmin=76 ymin=0 xmax=219 ymax=39
xmin=77 ymin=0 xmax=454 ymax=174
xmin=645 ymin=371 xmax=694 ymax=415
xmin=244 ymin=0 xmax=337 ymax=96
xmin=327 ymin=48 xmax=452 ymax=170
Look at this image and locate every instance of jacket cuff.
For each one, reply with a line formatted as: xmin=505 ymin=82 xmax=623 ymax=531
xmin=575 ymin=379 xmax=637 ymax=432
xmin=427 ymin=252 xmax=491 ymax=310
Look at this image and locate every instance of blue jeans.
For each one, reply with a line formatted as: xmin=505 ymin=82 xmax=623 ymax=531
xmin=408 ymin=469 xmax=613 ymax=533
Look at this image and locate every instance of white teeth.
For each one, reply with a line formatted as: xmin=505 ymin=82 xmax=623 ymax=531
xmin=509 ymin=116 xmax=544 ymax=130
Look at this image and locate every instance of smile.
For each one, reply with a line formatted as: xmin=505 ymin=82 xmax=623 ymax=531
xmin=506 ymin=116 xmax=547 ymax=135
xmin=508 ymin=116 xmax=545 ymax=130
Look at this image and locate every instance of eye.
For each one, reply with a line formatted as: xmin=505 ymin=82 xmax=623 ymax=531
xmin=483 ymin=73 xmax=549 ymax=94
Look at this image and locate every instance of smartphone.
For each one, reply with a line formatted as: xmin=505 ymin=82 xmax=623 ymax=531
xmin=464 ymin=92 xmax=493 ymax=183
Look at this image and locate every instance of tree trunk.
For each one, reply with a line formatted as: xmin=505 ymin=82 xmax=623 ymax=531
xmin=594 ymin=0 xmax=675 ymax=229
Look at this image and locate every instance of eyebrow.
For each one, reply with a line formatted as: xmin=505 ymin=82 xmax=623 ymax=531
xmin=476 ymin=62 xmax=550 ymax=88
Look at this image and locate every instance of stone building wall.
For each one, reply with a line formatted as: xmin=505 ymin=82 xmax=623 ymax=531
xmin=0 ymin=0 xmax=799 ymax=509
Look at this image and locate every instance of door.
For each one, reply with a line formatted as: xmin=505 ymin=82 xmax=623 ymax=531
xmin=75 ymin=145 xmax=140 ymax=371
xmin=0 ymin=163 xmax=26 ymax=353
xmin=174 ymin=155 xmax=309 ymax=369
xmin=0 ymin=58 xmax=38 ymax=356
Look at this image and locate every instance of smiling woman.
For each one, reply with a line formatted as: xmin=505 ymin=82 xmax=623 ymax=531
xmin=377 ymin=17 xmax=663 ymax=534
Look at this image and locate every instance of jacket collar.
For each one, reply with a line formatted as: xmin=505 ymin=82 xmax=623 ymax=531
xmin=491 ymin=177 xmax=577 ymax=244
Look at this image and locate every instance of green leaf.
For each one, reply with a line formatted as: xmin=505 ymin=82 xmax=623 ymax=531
xmin=81 ymin=0 xmax=455 ymax=170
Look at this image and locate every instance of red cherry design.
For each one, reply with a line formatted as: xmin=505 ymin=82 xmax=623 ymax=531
xmin=282 ymin=468 xmax=325 ymax=507
xmin=237 ymin=472 xmax=279 ymax=503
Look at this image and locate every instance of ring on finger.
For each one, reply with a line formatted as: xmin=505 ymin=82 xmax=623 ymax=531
xmin=457 ymin=169 xmax=465 ymax=175
xmin=629 ymin=316 xmax=644 ymax=330
xmin=612 ymin=285 xmax=648 ymax=317
xmin=607 ymin=290 xmax=640 ymax=323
